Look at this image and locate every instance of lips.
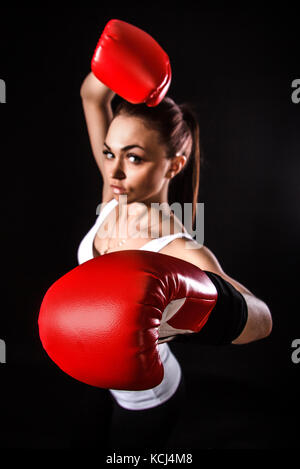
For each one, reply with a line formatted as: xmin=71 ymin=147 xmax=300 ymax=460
xmin=110 ymin=185 xmax=127 ymax=194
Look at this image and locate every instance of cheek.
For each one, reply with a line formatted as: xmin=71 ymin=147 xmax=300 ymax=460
xmin=131 ymin=165 xmax=165 ymax=188
xmin=103 ymin=160 xmax=111 ymax=175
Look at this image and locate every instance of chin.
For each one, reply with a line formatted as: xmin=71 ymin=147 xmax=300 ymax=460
xmin=114 ymin=193 xmax=131 ymax=203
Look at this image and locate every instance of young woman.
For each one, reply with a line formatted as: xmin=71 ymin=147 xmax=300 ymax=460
xmin=71 ymin=71 xmax=272 ymax=450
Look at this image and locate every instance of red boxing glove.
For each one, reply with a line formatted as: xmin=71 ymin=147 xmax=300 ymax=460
xmin=38 ymin=251 xmax=217 ymax=391
xmin=91 ymin=19 xmax=172 ymax=107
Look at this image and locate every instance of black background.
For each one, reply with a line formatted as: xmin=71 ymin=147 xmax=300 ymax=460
xmin=0 ymin=6 xmax=299 ymax=452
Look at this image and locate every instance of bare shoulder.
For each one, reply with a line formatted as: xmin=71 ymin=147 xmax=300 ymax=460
xmin=160 ymin=238 xmax=253 ymax=295
xmin=160 ymin=238 xmax=223 ymax=272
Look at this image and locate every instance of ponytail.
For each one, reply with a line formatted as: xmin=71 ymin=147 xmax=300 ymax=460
xmin=179 ymin=104 xmax=201 ymax=230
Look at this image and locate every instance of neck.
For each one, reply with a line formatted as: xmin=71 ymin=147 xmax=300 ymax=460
xmin=138 ymin=182 xmax=170 ymax=208
xmin=114 ymin=184 xmax=177 ymax=240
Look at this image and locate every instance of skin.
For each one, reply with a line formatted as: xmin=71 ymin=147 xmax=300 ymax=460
xmin=95 ymin=114 xmax=188 ymax=247
xmin=80 ymin=72 xmax=273 ymax=346
xmin=103 ymin=114 xmax=186 ymax=206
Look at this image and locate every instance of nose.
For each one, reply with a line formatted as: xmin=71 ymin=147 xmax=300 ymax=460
xmin=110 ymin=159 xmax=126 ymax=180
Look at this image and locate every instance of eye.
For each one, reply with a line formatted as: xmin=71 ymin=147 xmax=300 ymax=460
xmin=103 ymin=150 xmax=114 ymax=159
xmin=127 ymin=153 xmax=143 ymax=164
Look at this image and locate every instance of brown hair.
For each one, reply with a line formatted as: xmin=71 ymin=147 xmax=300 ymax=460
xmin=113 ymin=96 xmax=202 ymax=230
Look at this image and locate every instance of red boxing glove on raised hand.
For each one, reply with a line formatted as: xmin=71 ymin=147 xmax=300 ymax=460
xmin=38 ymin=251 xmax=217 ymax=391
xmin=91 ymin=19 xmax=172 ymax=107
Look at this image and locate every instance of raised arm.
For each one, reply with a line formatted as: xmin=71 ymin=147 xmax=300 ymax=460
xmin=80 ymin=72 xmax=115 ymax=204
xmin=80 ymin=19 xmax=172 ymax=204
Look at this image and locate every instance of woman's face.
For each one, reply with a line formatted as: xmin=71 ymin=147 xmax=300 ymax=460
xmin=103 ymin=115 xmax=173 ymax=205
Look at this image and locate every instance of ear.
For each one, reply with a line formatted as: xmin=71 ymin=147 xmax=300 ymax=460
xmin=166 ymin=154 xmax=187 ymax=179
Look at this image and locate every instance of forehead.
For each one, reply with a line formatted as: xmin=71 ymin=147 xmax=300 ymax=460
xmin=106 ymin=115 xmax=161 ymax=148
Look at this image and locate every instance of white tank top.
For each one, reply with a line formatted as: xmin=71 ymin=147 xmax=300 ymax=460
xmin=77 ymin=198 xmax=194 ymax=410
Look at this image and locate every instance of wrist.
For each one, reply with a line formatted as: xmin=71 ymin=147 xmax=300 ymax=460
xmin=203 ymin=271 xmax=248 ymax=344
xmin=173 ymin=271 xmax=248 ymax=346
xmin=80 ymin=72 xmax=115 ymax=103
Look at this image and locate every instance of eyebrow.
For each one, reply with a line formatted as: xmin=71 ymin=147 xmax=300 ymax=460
xmin=104 ymin=142 xmax=145 ymax=152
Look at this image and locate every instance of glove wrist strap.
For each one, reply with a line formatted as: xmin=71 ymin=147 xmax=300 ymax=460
xmin=174 ymin=271 xmax=248 ymax=346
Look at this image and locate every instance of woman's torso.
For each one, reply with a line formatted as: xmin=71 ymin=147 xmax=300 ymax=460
xmin=92 ymin=198 xmax=192 ymax=258
xmin=77 ymin=198 xmax=194 ymax=410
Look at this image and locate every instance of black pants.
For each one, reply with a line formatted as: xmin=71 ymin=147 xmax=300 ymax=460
xmin=71 ymin=374 xmax=187 ymax=450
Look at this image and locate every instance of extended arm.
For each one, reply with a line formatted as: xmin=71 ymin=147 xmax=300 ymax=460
xmin=163 ymin=239 xmax=273 ymax=345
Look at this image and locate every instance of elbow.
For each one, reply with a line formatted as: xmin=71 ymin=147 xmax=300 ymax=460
xmin=80 ymin=74 xmax=94 ymax=101
xmin=253 ymin=303 xmax=273 ymax=343
xmin=80 ymin=83 xmax=90 ymax=101
xmin=261 ymin=305 xmax=273 ymax=339
xmin=232 ymin=301 xmax=273 ymax=345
